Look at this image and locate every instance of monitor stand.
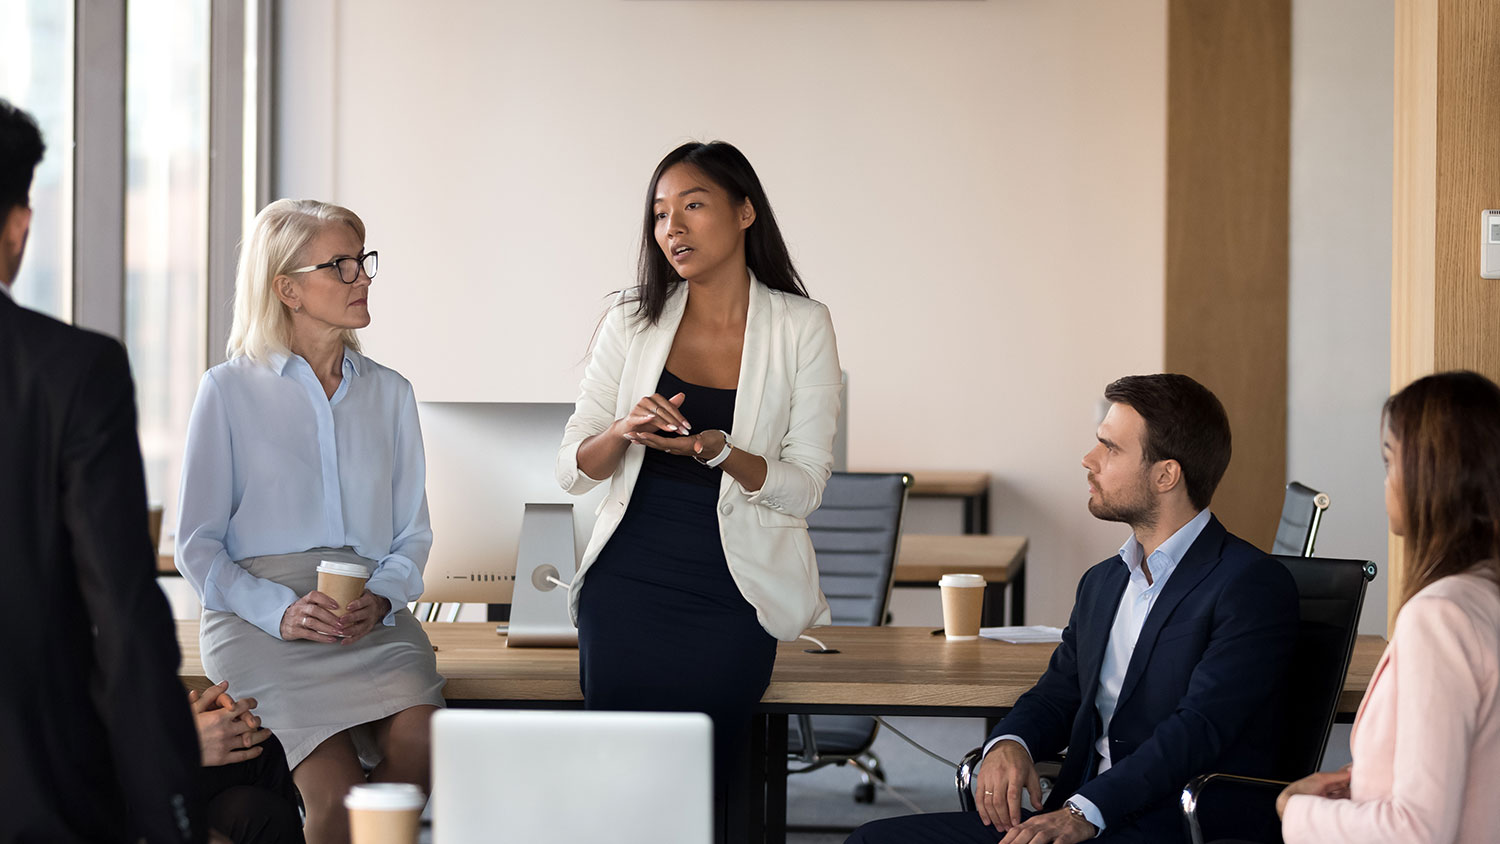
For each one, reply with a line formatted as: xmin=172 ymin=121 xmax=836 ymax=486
xmin=507 ymin=503 xmax=580 ymax=648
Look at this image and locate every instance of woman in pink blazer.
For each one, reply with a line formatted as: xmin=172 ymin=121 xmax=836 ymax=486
xmin=1276 ymin=370 xmax=1500 ymax=843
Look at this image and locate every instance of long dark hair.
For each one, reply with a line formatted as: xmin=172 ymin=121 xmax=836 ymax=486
xmin=1384 ymin=370 xmax=1500 ymax=608
xmin=630 ymin=141 xmax=806 ymax=325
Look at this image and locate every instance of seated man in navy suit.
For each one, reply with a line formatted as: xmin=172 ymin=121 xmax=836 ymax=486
xmin=849 ymin=373 xmax=1298 ymax=844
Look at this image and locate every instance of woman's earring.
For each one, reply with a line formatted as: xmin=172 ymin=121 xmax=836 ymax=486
xmin=293 ymin=305 xmax=303 ymax=314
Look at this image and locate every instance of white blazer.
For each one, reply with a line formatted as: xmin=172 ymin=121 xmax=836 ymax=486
xmin=556 ymin=276 xmax=840 ymax=640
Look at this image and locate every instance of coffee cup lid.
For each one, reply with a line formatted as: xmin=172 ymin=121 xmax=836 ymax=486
xmin=344 ymin=782 xmax=426 ymax=811
xmin=939 ymin=573 xmax=987 ymax=587
xmin=317 ymin=561 xmax=371 ymax=579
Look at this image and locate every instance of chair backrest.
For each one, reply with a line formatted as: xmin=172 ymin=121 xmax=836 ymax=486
xmin=807 ymin=472 xmax=911 ymax=626
xmin=1271 ymin=481 xmax=1330 ymax=556
xmin=1272 ymin=554 xmax=1376 ymax=779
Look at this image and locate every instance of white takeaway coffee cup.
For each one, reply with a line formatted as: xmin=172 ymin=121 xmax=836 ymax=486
xmin=316 ymin=561 xmax=370 ymax=618
xmin=939 ymin=573 xmax=987 ymax=641
xmin=345 ymin=782 xmax=426 ymax=844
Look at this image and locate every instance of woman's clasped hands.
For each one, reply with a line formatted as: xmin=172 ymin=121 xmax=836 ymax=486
xmin=619 ymin=391 xmax=727 ymax=462
xmin=1276 ymin=765 xmax=1352 ymax=818
xmin=278 ymin=589 xmax=391 ymax=645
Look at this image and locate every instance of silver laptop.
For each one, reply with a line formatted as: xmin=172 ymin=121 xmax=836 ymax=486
xmin=431 ymin=709 xmax=713 ymax=844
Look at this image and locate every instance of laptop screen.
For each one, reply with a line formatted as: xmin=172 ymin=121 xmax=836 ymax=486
xmin=431 ymin=709 xmax=712 ymax=844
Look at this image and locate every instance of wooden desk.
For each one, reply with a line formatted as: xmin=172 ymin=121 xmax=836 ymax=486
xmin=177 ymin=623 xmax=1384 ymax=843
xmin=895 ymin=534 xmax=1028 ymax=626
xmin=866 ymin=469 xmax=991 ymax=534
xmin=177 ymin=620 xmax=1381 ymax=719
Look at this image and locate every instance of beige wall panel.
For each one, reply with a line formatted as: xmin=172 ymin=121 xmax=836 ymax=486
xmin=1391 ymin=0 xmax=1500 ymax=628
xmin=1165 ymin=0 xmax=1291 ymax=551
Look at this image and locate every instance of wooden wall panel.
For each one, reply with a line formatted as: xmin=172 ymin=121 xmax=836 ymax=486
xmin=1165 ymin=0 xmax=1291 ymax=551
xmin=1391 ymin=0 xmax=1500 ymax=628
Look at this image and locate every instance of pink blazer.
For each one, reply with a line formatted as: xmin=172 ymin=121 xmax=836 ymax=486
xmin=1283 ymin=569 xmax=1500 ymax=844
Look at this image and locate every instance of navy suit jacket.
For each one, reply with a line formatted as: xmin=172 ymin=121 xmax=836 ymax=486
xmin=987 ymin=515 xmax=1297 ymax=842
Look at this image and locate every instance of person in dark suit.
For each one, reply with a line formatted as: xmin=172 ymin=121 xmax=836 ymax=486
xmin=0 ymin=97 xmax=205 ymax=842
xmin=188 ymin=681 xmax=304 ymax=844
xmin=848 ymin=374 xmax=1299 ymax=844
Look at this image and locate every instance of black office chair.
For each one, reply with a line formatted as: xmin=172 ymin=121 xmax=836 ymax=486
xmin=1178 ymin=555 xmax=1376 ymax=844
xmin=1271 ymin=482 xmax=1330 ymax=557
xmin=787 ymin=472 xmax=911 ymax=803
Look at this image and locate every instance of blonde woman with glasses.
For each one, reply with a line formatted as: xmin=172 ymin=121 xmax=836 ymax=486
xmin=176 ymin=199 xmax=442 ymax=844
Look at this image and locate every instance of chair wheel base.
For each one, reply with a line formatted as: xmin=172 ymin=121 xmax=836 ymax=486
xmin=853 ymin=782 xmax=876 ymax=803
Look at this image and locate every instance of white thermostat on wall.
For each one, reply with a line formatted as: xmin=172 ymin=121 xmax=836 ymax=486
xmin=1484 ymin=210 xmax=1500 ymax=279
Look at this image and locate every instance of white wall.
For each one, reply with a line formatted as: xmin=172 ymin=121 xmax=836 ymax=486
xmin=1288 ymin=0 xmax=1394 ymax=636
xmin=273 ymin=0 xmax=1170 ymax=627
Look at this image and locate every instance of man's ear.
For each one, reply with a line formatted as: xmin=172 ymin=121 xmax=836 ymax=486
xmin=1154 ymin=459 xmax=1184 ymax=496
xmin=1 ymin=205 xmax=33 ymax=284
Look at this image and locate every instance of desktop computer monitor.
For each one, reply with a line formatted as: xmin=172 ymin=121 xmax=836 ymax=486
xmin=417 ymin=401 xmax=608 ymax=604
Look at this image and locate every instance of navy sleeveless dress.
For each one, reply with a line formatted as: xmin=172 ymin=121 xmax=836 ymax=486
xmin=576 ymin=368 xmax=777 ymax=837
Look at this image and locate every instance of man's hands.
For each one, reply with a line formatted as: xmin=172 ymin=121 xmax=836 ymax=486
xmin=975 ymin=740 xmax=1045 ymax=830
xmin=190 ymin=681 xmax=270 ymax=767
xmin=997 ymin=808 xmax=1096 ymax=844
xmin=1276 ymin=767 xmax=1352 ymax=817
xmin=975 ymin=741 xmax=1095 ymax=843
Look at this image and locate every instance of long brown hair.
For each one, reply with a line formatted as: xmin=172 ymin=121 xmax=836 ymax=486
xmin=1384 ymin=370 xmax=1500 ymax=607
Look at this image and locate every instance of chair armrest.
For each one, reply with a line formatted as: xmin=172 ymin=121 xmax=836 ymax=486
xmin=1180 ymin=773 xmax=1290 ymax=844
xmin=955 ymin=746 xmax=984 ymax=812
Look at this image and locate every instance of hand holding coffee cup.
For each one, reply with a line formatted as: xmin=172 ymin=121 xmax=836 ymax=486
xmin=335 ymin=590 xmax=393 ymax=646
xmin=939 ymin=573 xmax=987 ymax=641
xmin=346 ymin=783 xmax=426 ymax=844
xmin=317 ymin=561 xmax=371 ymax=617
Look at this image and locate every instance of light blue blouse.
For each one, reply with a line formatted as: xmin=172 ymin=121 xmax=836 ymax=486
xmin=175 ymin=348 xmax=431 ymax=639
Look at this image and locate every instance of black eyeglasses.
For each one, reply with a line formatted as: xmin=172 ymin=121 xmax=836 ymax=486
xmin=288 ymin=250 xmax=378 ymax=284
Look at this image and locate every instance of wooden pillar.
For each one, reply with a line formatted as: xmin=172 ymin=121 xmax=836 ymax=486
xmin=1390 ymin=0 xmax=1500 ymax=628
xmin=1164 ymin=0 xmax=1291 ymax=551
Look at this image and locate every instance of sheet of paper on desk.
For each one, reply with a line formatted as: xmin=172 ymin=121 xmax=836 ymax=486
xmin=980 ymin=626 xmax=1064 ymax=644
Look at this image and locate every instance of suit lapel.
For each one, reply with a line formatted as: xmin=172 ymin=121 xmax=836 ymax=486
xmin=730 ymin=276 xmax=772 ymax=444
xmin=1112 ymin=516 xmax=1228 ymax=713
xmin=631 ymin=284 xmax=688 ymax=408
xmin=1079 ymin=561 xmax=1129 ymax=705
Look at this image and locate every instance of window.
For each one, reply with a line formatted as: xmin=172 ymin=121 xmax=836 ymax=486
xmin=125 ymin=0 xmax=210 ymax=517
xmin=0 ymin=0 xmax=73 ymax=320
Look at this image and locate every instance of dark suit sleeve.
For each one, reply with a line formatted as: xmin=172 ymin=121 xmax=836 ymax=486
xmin=1074 ymin=557 xmax=1298 ymax=827
xmin=61 ymin=338 xmax=205 ymax=844
xmin=985 ymin=573 xmax=1089 ymax=758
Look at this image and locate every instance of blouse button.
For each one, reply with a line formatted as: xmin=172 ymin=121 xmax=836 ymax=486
xmin=720 ymin=503 xmax=734 ymax=516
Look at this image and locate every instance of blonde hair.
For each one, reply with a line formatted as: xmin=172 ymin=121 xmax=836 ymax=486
xmin=226 ymin=198 xmax=366 ymax=362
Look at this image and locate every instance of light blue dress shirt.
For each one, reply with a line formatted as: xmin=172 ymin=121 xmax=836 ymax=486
xmin=987 ymin=508 xmax=1212 ymax=835
xmin=175 ymin=348 xmax=432 ymax=639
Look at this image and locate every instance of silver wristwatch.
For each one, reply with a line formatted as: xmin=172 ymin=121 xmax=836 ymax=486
xmin=1064 ymin=800 xmax=1098 ymax=836
xmin=694 ymin=430 xmax=733 ymax=468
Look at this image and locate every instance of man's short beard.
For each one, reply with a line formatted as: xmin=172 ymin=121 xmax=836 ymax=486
xmin=1088 ymin=477 xmax=1159 ymax=532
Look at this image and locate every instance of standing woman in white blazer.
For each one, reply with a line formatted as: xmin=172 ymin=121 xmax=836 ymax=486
xmin=557 ymin=141 xmax=841 ymax=836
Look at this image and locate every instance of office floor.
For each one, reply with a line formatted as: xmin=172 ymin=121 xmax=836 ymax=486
xmin=785 ymin=715 xmax=982 ymax=844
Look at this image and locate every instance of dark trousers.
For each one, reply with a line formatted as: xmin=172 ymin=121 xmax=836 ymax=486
xmin=199 ymin=733 xmax=304 ymax=844
xmin=847 ymin=809 xmax=1178 ymax=844
xmin=578 ymin=473 xmax=778 ymax=844
xmin=846 ymin=811 xmax=1007 ymax=844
